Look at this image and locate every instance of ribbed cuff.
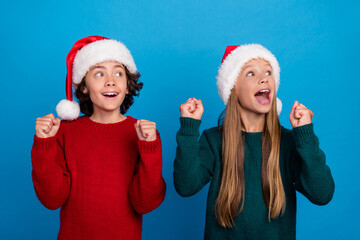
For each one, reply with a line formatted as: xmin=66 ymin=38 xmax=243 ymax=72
xmin=179 ymin=117 xmax=201 ymax=136
xmin=292 ymin=123 xmax=317 ymax=146
xmin=33 ymin=135 xmax=57 ymax=148
xmin=138 ymin=135 xmax=162 ymax=153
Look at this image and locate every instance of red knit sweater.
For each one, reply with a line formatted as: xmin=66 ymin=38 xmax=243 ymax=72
xmin=31 ymin=116 xmax=166 ymax=240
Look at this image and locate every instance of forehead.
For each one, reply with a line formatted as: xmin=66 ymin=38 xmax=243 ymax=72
xmin=90 ymin=61 xmax=124 ymax=69
xmin=242 ymin=58 xmax=271 ymax=69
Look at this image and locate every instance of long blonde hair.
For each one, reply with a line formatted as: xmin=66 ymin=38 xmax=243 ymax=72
xmin=215 ymin=89 xmax=285 ymax=228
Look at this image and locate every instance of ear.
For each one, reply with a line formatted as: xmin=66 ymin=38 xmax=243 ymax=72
xmin=83 ymin=86 xmax=88 ymax=94
xmin=126 ymin=88 xmax=129 ymax=94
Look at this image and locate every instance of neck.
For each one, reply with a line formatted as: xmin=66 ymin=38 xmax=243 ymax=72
xmin=90 ymin=108 xmax=126 ymax=124
xmin=239 ymin=108 xmax=265 ymax=132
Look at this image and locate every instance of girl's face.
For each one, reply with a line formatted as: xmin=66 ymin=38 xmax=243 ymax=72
xmin=83 ymin=61 xmax=128 ymax=115
xmin=234 ymin=58 xmax=275 ymax=115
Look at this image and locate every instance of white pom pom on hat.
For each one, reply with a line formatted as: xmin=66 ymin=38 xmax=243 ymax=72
xmin=276 ymin=98 xmax=282 ymax=116
xmin=56 ymin=35 xmax=137 ymax=120
xmin=56 ymin=99 xmax=80 ymax=120
xmin=216 ymin=44 xmax=282 ymax=115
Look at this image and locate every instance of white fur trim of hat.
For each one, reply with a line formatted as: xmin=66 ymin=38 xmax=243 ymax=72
xmin=72 ymin=39 xmax=137 ymax=85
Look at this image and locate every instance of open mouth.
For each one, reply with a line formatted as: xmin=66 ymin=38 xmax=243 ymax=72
xmin=102 ymin=92 xmax=119 ymax=98
xmin=254 ymin=89 xmax=271 ymax=105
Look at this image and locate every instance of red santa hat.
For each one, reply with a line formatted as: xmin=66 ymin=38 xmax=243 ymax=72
xmin=216 ymin=44 xmax=282 ymax=115
xmin=56 ymin=35 xmax=137 ymax=120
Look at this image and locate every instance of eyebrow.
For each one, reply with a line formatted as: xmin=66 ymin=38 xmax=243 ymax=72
xmin=91 ymin=66 xmax=105 ymax=70
xmin=114 ymin=64 xmax=124 ymax=69
xmin=243 ymin=65 xmax=255 ymax=71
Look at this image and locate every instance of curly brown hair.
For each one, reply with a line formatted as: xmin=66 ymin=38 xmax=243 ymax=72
xmin=75 ymin=65 xmax=143 ymax=116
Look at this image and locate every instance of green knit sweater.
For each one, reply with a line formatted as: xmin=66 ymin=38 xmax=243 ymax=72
xmin=174 ymin=117 xmax=334 ymax=240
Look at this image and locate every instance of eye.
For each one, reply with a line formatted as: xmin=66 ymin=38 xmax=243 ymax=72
xmin=265 ymin=71 xmax=272 ymax=76
xmin=95 ymin=72 xmax=103 ymax=77
xmin=115 ymin=72 xmax=123 ymax=77
xmin=246 ymin=72 xmax=254 ymax=77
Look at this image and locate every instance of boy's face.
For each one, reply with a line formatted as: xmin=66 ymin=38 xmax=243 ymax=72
xmin=234 ymin=58 xmax=275 ymax=115
xmin=83 ymin=61 xmax=128 ymax=115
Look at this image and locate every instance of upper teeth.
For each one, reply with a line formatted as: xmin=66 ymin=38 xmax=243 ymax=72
xmin=103 ymin=93 xmax=118 ymax=96
xmin=259 ymin=89 xmax=269 ymax=93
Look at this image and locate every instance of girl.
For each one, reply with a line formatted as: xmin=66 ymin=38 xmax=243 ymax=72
xmin=174 ymin=44 xmax=334 ymax=239
xmin=31 ymin=36 xmax=166 ymax=240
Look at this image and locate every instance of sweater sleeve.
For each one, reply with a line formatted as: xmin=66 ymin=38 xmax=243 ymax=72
xmin=290 ymin=124 xmax=335 ymax=205
xmin=31 ymin=132 xmax=71 ymax=210
xmin=173 ymin=117 xmax=215 ymax=197
xmin=128 ymin=132 xmax=166 ymax=215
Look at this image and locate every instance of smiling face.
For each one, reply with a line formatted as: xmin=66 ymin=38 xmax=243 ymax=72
xmin=83 ymin=61 xmax=128 ymax=116
xmin=234 ymin=58 xmax=275 ymax=115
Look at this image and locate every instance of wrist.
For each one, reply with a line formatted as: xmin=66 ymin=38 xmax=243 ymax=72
xmin=138 ymin=135 xmax=161 ymax=153
xmin=180 ymin=114 xmax=201 ymax=120
xmin=144 ymin=135 xmax=157 ymax=142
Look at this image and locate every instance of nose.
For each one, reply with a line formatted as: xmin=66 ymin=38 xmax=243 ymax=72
xmin=105 ymin=76 xmax=116 ymax=87
xmin=259 ymin=77 xmax=268 ymax=84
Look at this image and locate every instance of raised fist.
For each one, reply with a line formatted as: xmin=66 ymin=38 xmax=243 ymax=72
xmin=179 ymin=98 xmax=204 ymax=120
xmin=289 ymin=101 xmax=314 ymax=128
xmin=134 ymin=119 xmax=157 ymax=141
xmin=35 ymin=113 xmax=61 ymax=138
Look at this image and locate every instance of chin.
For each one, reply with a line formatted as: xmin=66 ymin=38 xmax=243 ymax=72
xmin=254 ymin=105 xmax=272 ymax=114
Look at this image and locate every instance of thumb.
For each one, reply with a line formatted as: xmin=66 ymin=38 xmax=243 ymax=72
xmin=134 ymin=120 xmax=144 ymax=140
xmin=49 ymin=118 xmax=61 ymax=136
xmin=52 ymin=118 xmax=61 ymax=126
xmin=289 ymin=101 xmax=299 ymax=119
xmin=290 ymin=101 xmax=298 ymax=116
xmin=289 ymin=101 xmax=298 ymax=127
xmin=134 ymin=120 xmax=140 ymax=130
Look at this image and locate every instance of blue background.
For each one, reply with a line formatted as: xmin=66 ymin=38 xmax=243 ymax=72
xmin=0 ymin=0 xmax=358 ymax=239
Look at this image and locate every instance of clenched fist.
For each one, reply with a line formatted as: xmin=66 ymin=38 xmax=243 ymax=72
xmin=134 ymin=119 xmax=157 ymax=141
xmin=179 ymin=98 xmax=204 ymax=120
xmin=289 ymin=101 xmax=314 ymax=128
xmin=35 ymin=113 xmax=61 ymax=138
